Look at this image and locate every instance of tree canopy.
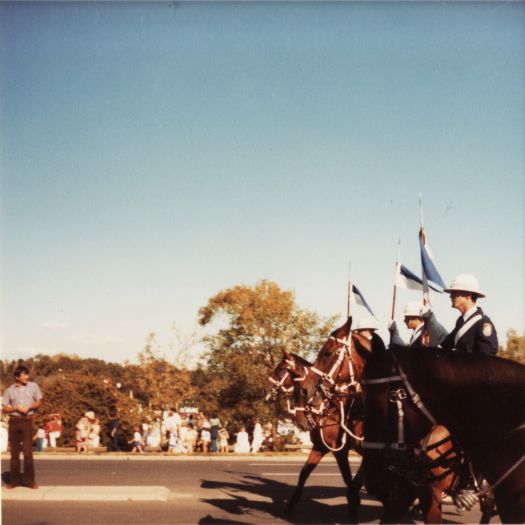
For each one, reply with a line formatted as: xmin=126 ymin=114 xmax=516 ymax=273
xmin=197 ymin=280 xmax=337 ymax=429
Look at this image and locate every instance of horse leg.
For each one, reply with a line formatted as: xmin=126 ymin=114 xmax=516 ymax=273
xmin=418 ymin=483 xmax=443 ymax=524
xmin=379 ymin=473 xmax=416 ymax=524
xmin=286 ymin=446 xmax=325 ymax=511
xmin=334 ymin=448 xmax=360 ymax=522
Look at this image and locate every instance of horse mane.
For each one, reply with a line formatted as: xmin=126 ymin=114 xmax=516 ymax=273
xmin=391 ymin=345 xmax=525 ymax=442
xmin=392 ymin=345 xmax=525 ymax=388
xmin=289 ymin=353 xmax=313 ymax=368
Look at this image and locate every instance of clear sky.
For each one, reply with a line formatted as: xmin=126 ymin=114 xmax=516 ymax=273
xmin=1 ymin=1 xmax=524 ymax=365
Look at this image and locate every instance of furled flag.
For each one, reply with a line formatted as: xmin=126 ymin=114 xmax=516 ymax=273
xmin=395 ymin=263 xmax=442 ymax=293
xmin=351 ymin=284 xmax=375 ymax=317
xmin=419 ymin=227 xmax=446 ymax=289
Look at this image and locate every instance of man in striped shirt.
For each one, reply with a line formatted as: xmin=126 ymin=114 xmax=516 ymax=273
xmin=2 ymin=365 xmax=43 ymax=489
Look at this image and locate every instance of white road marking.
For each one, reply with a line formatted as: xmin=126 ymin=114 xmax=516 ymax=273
xmin=249 ymin=461 xmax=360 ymax=467
xmin=261 ymin=472 xmax=342 ymax=476
xmin=2 ymin=485 xmax=170 ymax=502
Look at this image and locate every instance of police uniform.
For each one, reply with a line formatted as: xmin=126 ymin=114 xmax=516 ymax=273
xmin=441 ymin=306 xmax=498 ymax=355
xmin=388 ymin=304 xmax=448 ymax=348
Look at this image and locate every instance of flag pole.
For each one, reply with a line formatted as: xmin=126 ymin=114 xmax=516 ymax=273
xmin=347 ymin=261 xmax=352 ymax=319
xmin=419 ymin=194 xmax=430 ymax=345
xmin=391 ymin=238 xmax=401 ymax=320
xmin=419 ymin=193 xmax=430 ymax=307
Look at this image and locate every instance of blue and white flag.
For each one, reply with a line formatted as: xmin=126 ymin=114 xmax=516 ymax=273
xmin=351 ymin=284 xmax=375 ymax=317
xmin=419 ymin=227 xmax=446 ymax=289
xmin=396 ymin=263 xmax=442 ymax=293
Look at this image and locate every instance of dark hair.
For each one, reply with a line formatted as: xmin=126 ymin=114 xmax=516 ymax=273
xmin=14 ymin=365 xmax=29 ymax=378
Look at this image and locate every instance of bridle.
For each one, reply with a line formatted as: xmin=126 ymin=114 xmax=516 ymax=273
xmin=296 ymin=334 xmax=363 ymax=450
xmin=265 ymin=355 xmax=310 ymax=405
xmin=361 ymin=355 xmax=437 ymax=453
xmin=308 ymin=335 xmax=359 ymax=393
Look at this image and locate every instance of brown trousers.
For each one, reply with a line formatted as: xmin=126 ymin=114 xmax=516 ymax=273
xmin=8 ymin=417 xmax=36 ymax=486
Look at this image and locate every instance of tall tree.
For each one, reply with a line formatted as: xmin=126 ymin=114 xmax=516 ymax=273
xmin=499 ymin=329 xmax=525 ymax=364
xmin=132 ymin=333 xmax=197 ymax=411
xmin=198 ymin=280 xmax=336 ymax=429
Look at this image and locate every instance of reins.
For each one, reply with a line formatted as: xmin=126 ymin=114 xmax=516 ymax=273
xmin=361 ymin=356 xmax=437 ymax=453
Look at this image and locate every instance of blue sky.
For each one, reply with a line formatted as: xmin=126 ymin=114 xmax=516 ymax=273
xmin=1 ymin=1 xmax=524 ymax=364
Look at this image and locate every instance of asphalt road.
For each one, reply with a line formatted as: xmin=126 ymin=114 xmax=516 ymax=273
xmin=1 ymin=455 xmax=498 ymax=525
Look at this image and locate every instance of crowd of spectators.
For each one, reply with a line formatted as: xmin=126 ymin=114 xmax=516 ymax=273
xmin=0 ymin=408 xmax=290 ymax=455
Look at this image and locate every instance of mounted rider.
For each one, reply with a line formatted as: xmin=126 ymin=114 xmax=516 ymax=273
xmin=440 ymin=274 xmax=498 ymax=355
xmin=388 ymin=300 xmax=448 ymax=348
xmin=352 ymin=315 xmax=379 ymax=341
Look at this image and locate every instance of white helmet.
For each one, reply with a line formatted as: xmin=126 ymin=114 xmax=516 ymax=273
xmin=403 ymin=300 xmax=424 ymax=317
xmin=354 ymin=316 xmax=379 ymax=331
xmin=444 ymin=274 xmax=485 ymax=298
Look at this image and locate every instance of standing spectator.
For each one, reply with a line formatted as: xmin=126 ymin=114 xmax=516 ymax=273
xmin=107 ymin=411 xmax=121 ymax=452
xmin=129 ymin=426 xmax=145 ymax=453
xmin=147 ymin=419 xmax=161 ymax=448
xmin=0 ymin=416 xmax=8 ymax=453
xmin=165 ymin=409 xmax=182 ymax=445
xmin=234 ymin=426 xmax=250 ymax=453
xmin=218 ymin=426 xmax=230 ymax=453
xmin=88 ymin=416 xmax=101 ymax=448
xmin=209 ymin=414 xmax=221 ymax=453
xmin=251 ymin=417 xmax=264 ymax=453
xmin=1 ymin=365 xmax=43 ymax=489
xmin=47 ymin=414 xmax=62 ymax=448
xmin=33 ymin=423 xmax=46 ymax=452
xmin=141 ymin=420 xmax=150 ymax=446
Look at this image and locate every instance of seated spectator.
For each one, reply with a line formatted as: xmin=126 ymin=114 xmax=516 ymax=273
xmin=167 ymin=430 xmax=186 ymax=454
xmin=182 ymin=423 xmax=197 ymax=453
xmin=234 ymin=426 xmax=250 ymax=453
xmin=33 ymin=423 xmax=46 ymax=452
xmin=47 ymin=414 xmax=62 ymax=448
xmin=75 ymin=412 xmax=91 ymax=453
xmin=218 ymin=426 xmax=230 ymax=453
xmin=197 ymin=427 xmax=211 ymax=453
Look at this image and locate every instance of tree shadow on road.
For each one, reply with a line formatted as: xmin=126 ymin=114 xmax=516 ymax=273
xmin=198 ymin=470 xmax=467 ymax=524
xmin=198 ymin=470 xmax=385 ymax=524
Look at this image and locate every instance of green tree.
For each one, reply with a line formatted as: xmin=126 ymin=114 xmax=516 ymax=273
xmin=499 ymin=329 xmax=525 ymax=364
xmin=132 ymin=333 xmax=197 ymax=411
xmin=198 ymin=280 xmax=336 ymax=430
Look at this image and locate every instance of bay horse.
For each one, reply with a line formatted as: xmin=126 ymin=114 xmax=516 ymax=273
xmin=361 ymin=339 xmax=525 ymax=524
xmin=267 ymin=317 xmax=377 ymax=521
xmin=264 ymin=332 xmax=363 ymax=521
xmin=303 ymin=323 xmax=461 ymax=524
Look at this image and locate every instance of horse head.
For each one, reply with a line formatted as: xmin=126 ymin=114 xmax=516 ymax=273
xmin=287 ymin=318 xmax=376 ymax=432
xmin=264 ymin=350 xmax=316 ymax=430
xmin=264 ymin=350 xmax=296 ymax=402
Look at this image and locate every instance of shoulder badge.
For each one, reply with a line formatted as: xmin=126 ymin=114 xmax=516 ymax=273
xmin=482 ymin=323 xmax=493 ymax=337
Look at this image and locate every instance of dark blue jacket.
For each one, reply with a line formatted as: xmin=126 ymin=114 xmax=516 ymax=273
xmin=441 ymin=307 xmax=498 ymax=355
